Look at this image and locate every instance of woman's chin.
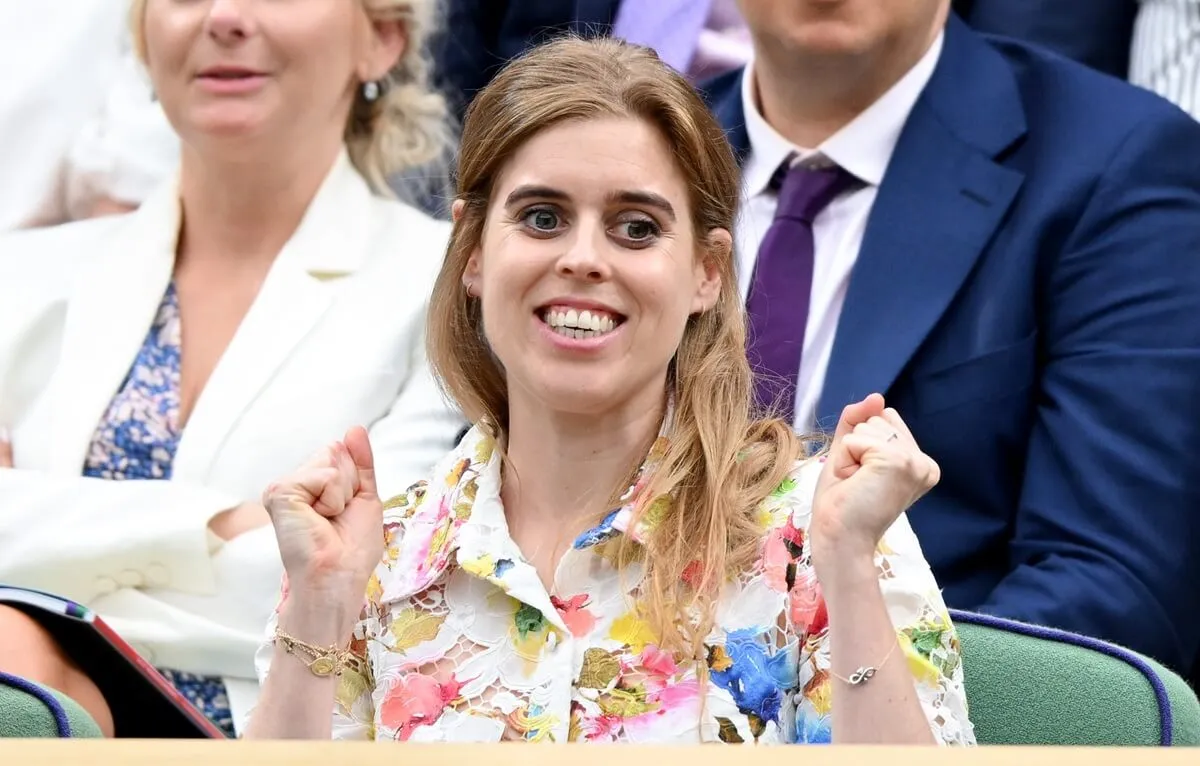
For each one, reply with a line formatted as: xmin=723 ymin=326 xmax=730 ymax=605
xmin=522 ymin=380 xmax=626 ymax=419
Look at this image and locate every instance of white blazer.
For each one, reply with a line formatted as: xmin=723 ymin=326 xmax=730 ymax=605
xmin=0 ymin=151 xmax=463 ymax=729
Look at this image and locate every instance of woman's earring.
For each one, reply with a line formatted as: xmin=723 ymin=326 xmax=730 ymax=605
xmin=465 ymin=283 xmax=479 ymax=299
xmin=362 ymin=80 xmax=381 ymax=102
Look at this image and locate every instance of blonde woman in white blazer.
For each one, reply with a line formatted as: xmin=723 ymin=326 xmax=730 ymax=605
xmin=0 ymin=0 xmax=460 ymax=737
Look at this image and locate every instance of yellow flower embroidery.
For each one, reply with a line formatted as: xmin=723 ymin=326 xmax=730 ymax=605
xmin=608 ymin=609 xmax=657 ymax=653
xmin=389 ymin=607 xmax=446 ymax=652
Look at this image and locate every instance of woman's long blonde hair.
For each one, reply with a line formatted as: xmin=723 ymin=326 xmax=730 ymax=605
xmin=428 ymin=37 xmax=805 ymax=657
xmin=127 ymin=0 xmax=453 ymax=198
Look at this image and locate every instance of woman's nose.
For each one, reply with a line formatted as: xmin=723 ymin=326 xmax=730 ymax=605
xmin=555 ymin=229 xmax=611 ymax=282
xmin=206 ymin=0 xmax=252 ymax=43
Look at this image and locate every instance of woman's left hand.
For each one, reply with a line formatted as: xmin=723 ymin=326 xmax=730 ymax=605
xmin=810 ymin=393 xmax=939 ymax=563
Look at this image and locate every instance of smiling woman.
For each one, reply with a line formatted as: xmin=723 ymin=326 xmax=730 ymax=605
xmin=245 ymin=36 xmax=974 ymax=746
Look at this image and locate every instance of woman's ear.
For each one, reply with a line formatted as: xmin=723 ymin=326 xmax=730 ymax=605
xmin=463 ymin=247 xmax=483 ymax=297
xmin=691 ymin=228 xmax=730 ymax=313
xmin=359 ymin=18 xmax=407 ymax=83
xmin=451 ymin=199 xmax=466 ymax=223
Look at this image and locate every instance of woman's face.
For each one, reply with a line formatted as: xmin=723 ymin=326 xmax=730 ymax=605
xmin=463 ymin=116 xmax=727 ymax=419
xmin=142 ymin=0 xmax=403 ymax=149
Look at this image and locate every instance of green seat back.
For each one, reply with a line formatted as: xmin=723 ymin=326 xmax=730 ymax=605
xmin=952 ymin=610 xmax=1200 ymax=746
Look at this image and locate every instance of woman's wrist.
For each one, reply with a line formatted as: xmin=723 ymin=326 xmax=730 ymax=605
xmin=810 ymin=534 xmax=880 ymax=590
xmin=278 ymin=593 xmax=360 ymax=647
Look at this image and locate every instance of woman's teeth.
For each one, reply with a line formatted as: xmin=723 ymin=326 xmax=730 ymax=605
xmin=543 ymin=308 xmax=620 ymax=340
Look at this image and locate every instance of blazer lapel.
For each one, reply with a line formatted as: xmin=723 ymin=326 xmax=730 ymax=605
xmin=816 ymin=17 xmax=1027 ymax=427
xmin=47 ymin=186 xmax=179 ymax=471
xmin=172 ymin=152 xmax=374 ymax=476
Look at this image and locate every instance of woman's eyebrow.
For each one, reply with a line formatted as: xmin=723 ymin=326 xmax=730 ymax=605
xmin=503 ymin=186 xmax=676 ymax=222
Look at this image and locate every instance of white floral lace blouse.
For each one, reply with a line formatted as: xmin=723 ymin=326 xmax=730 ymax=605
xmin=255 ymin=426 xmax=975 ymax=745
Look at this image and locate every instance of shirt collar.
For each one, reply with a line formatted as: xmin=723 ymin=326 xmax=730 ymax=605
xmin=740 ymin=31 xmax=945 ymax=195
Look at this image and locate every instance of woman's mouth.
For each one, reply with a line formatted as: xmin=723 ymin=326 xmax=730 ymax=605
xmin=538 ymin=305 xmax=626 ymax=340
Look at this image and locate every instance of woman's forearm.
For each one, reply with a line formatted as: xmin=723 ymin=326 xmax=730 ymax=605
xmin=820 ymin=554 xmax=936 ymax=745
xmin=241 ymin=599 xmax=352 ymax=740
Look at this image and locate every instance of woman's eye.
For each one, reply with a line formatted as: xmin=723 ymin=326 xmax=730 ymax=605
xmin=616 ymin=219 xmax=660 ymax=242
xmin=522 ymin=208 xmax=561 ymax=231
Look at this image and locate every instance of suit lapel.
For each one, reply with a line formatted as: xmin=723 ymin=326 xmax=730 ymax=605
xmin=171 ymin=153 xmax=375 ymax=477
xmin=815 ymin=18 xmax=1027 ymax=427
xmin=47 ymin=187 xmax=179 ymax=471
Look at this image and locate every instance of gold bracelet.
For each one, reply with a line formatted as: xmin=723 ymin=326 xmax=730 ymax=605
xmin=831 ymin=640 xmax=899 ymax=686
xmin=274 ymin=628 xmax=355 ymax=677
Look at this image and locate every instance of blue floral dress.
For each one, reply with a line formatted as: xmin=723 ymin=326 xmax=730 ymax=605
xmin=82 ymin=282 xmax=235 ymax=737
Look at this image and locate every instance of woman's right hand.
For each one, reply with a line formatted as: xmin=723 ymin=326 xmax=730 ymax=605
xmin=262 ymin=426 xmax=384 ymax=623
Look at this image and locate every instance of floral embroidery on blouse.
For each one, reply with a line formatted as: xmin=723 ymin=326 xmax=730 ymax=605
xmin=257 ymin=425 xmax=974 ymax=745
xmin=81 ymin=282 xmax=234 ymax=738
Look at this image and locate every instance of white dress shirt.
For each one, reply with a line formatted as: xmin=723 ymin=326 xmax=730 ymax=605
xmin=0 ymin=2 xmax=178 ymax=230
xmin=736 ymin=34 xmax=944 ymax=430
xmin=1131 ymin=0 xmax=1200 ymax=119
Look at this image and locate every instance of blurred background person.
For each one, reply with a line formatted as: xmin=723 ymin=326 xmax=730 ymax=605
xmin=0 ymin=0 xmax=461 ymax=737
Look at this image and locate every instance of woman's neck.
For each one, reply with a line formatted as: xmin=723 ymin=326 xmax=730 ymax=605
xmin=500 ymin=386 xmax=667 ymax=539
xmin=174 ymin=140 xmax=342 ymax=268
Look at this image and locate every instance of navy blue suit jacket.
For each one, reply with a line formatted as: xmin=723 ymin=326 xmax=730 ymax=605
xmin=704 ymin=16 xmax=1200 ymax=675
xmin=961 ymin=0 xmax=1138 ymax=78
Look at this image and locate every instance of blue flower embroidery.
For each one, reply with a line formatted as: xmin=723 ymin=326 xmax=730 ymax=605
xmin=572 ymin=509 xmax=621 ymax=549
xmin=796 ymin=712 xmax=832 ymax=744
xmin=709 ymin=628 xmax=797 ymax=725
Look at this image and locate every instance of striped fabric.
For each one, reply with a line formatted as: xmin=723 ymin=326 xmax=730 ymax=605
xmin=1131 ymin=0 xmax=1200 ymax=118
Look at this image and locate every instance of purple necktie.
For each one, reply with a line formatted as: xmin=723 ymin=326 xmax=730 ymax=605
xmin=746 ymin=162 xmax=855 ymax=421
xmin=611 ymin=0 xmax=713 ymax=73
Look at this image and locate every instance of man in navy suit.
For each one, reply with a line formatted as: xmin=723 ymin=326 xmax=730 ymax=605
xmin=703 ymin=0 xmax=1200 ymax=677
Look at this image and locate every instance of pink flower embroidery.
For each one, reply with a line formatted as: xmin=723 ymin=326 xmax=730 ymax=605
xmin=789 ymin=565 xmax=823 ymax=632
xmin=639 ymin=645 xmax=679 ymax=678
xmin=379 ymin=673 xmax=463 ymax=741
xmin=551 ymin=594 xmax=597 ymax=638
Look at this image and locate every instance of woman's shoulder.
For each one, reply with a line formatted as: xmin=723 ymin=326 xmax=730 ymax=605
xmin=371 ymin=425 xmax=497 ymax=595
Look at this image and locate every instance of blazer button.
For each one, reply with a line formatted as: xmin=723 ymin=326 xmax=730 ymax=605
xmin=93 ymin=576 xmax=118 ymax=596
xmin=117 ymin=570 xmax=145 ymax=588
xmin=145 ymin=563 xmax=170 ymax=587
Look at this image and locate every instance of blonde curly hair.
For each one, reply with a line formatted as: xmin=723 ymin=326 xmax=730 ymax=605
xmin=127 ymin=0 xmax=452 ymax=198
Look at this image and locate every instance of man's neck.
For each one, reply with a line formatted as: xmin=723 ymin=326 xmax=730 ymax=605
xmin=752 ymin=22 xmax=944 ymax=149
